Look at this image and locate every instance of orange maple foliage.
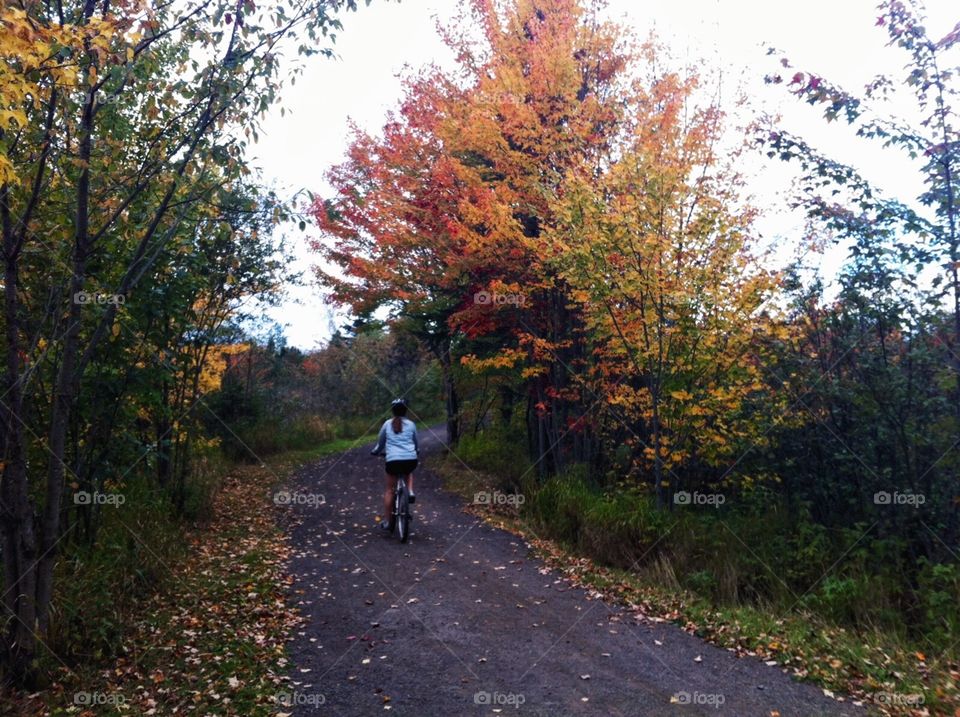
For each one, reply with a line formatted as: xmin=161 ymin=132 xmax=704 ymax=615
xmin=314 ymin=0 xmax=785 ymax=490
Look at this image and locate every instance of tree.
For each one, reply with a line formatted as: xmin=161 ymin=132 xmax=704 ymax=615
xmin=0 ymin=0 xmax=367 ymax=683
xmin=764 ymin=0 xmax=959 ymax=420
xmin=758 ymin=0 xmax=959 ymax=622
xmin=315 ymin=0 xmax=633 ymax=462
xmin=552 ymin=48 xmax=780 ymax=505
xmin=314 ymin=76 xmax=473 ymax=444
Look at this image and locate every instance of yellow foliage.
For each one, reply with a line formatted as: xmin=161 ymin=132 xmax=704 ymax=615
xmin=461 ymin=349 xmax=525 ymax=371
xmin=0 ymin=7 xmax=114 ymax=184
xmin=198 ymin=344 xmax=250 ymax=394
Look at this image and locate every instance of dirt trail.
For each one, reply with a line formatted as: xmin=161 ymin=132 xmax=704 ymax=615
xmin=280 ymin=425 xmax=869 ymax=716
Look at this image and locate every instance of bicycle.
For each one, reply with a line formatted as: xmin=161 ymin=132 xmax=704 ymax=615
xmin=372 ymin=450 xmax=414 ymax=543
xmin=388 ymin=472 xmax=413 ymax=543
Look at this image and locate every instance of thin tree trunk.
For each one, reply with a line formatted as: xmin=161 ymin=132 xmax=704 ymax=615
xmin=0 ymin=80 xmax=60 ymax=683
xmin=0 ymin=187 xmax=39 ymax=683
xmin=652 ymin=390 xmax=665 ymax=509
xmin=36 ymin=162 xmax=90 ymax=632
xmin=439 ymin=347 xmax=459 ymax=447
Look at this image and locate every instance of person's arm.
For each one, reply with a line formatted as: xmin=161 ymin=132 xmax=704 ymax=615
xmin=412 ymin=424 xmax=419 ymax=455
xmin=371 ymin=423 xmax=387 ymax=455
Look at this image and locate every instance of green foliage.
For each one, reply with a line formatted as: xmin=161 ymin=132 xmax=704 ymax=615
xmin=203 ymin=329 xmax=442 ymax=462
xmin=502 ymin=456 xmax=960 ymax=657
xmin=809 ymin=576 xmax=869 ymax=626
xmin=523 ymin=469 xmax=672 ymax=569
xmin=0 ymin=0 xmax=371 ymax=682
xmin=46 ymin=480 xmax=188 ymax=670
xmin=179 ymin=448 xmax=229 ymax=524
xmin=455 ymin=427 xmax=533 ymax=488
xmin=685 ymin=570 xmax=719 ymax=599
xmin=524 ymin=470 xmax=595 ymax=545
xmin=578 ymin=489 xmax=669 ymax=570
xmin=223 ymin=415 xmax=337 ymax=460
xmin=308 ymin=328 xmax=444 ymax=421
xmin=917 ymin=561 xmax=960 ymax=650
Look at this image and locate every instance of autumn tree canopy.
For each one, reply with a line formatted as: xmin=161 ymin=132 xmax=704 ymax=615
xmin=314 ymin=0 xmax=779 ymax=498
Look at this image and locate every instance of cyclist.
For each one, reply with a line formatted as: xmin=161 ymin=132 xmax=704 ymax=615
xmin=371 ymin=398 xmax=418 ymax=530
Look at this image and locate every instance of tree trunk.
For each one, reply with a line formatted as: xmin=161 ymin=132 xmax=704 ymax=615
xmin=0 ymin=199 xmax=40 ymax=683
xmin=499 ymin=384 xmax=516 ymax=426
xmin=36 ymin=205 xmax=88 ymax=634
xmin=35 ymin=54 xmax=96 ymax=632
xmin=156 ymin=378 xmax=172 ymax=488
xmin=439 ymin=348 xmax=460 ymax=447
xmin=652 ymin=389 xmax=666 ymax=509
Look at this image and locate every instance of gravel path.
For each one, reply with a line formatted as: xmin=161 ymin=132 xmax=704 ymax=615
xmin=280 ymin=425 xmax=869 ymax=716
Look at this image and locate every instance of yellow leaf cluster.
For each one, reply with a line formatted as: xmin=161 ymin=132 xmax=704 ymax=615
xmin=0 ymin=7 xmax=113 ymax=184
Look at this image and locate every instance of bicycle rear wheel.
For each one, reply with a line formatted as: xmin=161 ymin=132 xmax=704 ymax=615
xmin=395 ymin=479 xmax=410 ymax=543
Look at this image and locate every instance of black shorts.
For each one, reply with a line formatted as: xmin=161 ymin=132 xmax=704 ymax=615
xmin=385 ymin=459 xmax=418 ymax=476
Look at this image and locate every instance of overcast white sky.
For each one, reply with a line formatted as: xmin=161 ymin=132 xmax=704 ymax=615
xmin=249 ymin=0 xmax=958 ymax=349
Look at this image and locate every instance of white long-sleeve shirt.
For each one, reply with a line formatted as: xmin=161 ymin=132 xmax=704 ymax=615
xmin=371 ymin=417 xmax=419 ymax=461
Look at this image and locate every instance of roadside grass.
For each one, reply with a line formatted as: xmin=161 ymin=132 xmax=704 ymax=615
xmin=3 ymin=432 xmax=368 ymax=717
xmin=429 ymin=452 xmax=955 ymax=717
xmin=279 ymin=431 xmax=379 ymax=467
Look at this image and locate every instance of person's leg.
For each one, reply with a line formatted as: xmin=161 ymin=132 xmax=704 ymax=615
xmin=383 ymin=473 xmax=394 ymax=522
xmin=405 ymin=473 xmax=415 ymax=502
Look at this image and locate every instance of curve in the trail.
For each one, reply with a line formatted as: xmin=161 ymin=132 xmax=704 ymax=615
xmin=279 ymin=425 xmax=870 ymax=717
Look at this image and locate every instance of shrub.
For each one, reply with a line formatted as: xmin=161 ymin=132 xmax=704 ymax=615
xmin=579 ymin=491 xmax=668 ymax=568
xmin=457 ymin=428 xmax=533 ymax=487
xmin=524 ymin=469 xmax=595 ymax=545
xmin=285 ymin=415 xmax=336 ymax=450
xmin=46 ymin=480 xmax=185 ymax=669
xmin=686 ymin=569 xmax=719 ymax=599
xmin=917 ymin=561 xmax=960 ymax=649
